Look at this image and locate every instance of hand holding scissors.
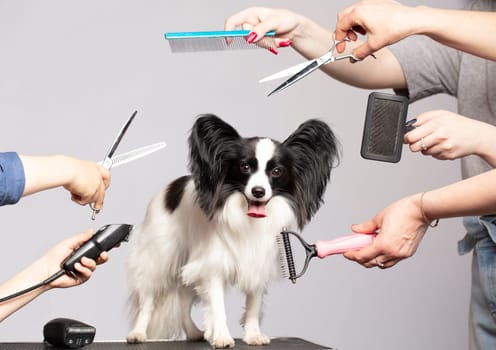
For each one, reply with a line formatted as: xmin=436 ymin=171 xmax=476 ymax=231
xmin=260 ymin=33 xmax=375 ymax=96
xmin=90 ymin=111 xmax=166 ymax=220
xmin=64 ymin=159 xmax=110 ymax=209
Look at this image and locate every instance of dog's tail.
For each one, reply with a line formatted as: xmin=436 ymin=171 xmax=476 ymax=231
xmin=128 ymin=288 xmax=186 ymax=340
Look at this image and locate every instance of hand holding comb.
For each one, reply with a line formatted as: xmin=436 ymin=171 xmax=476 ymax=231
xmin=277 ymin=230 xmax=376 ymax=283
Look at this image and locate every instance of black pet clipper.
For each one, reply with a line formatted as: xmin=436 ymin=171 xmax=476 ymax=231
xmin=44 ymin=318 xmax=95 ymax=348
xmin=62 ymin=224 xmax=133 ymax=274
xmin=361 ymin=92 xmax=416 ymax=163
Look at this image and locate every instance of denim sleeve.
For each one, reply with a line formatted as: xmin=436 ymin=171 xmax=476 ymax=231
xmin=0 ymin=152 xmax=26 ymax=205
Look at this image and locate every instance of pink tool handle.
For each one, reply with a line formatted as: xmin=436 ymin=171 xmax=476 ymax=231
xmin=315 ymin=233 xmax=376 ymax=258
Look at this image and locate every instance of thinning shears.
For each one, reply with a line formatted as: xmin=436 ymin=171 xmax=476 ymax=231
xmin=260 ymin=33 xmax=374 ymax=96
xmin=90 ymin=111 xmax=166 ymax=220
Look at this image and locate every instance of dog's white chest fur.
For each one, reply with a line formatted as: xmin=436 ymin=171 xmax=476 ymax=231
xmin=180 ymin=185 xmax=294 ymax=292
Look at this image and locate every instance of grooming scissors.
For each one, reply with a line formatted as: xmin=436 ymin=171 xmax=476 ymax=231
xmin=90 ymin=111 xmax=166 ymax=220
xmin=260 ymin=33 xmax=373 ymax=96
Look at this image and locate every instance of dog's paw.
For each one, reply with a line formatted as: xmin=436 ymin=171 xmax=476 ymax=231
xmin=210 ymin=336 xmax=235 ymax=348
xmin=243 ymin=333 xmax=271 ymax=346
xmin=126 ymin=331 xmax=147 ymax=343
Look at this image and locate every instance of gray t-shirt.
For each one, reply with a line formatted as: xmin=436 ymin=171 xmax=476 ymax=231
xmin=390 ymin=0 xmax=496 ymax=179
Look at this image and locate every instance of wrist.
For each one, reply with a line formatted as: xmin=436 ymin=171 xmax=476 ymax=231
xmin=23 ymin=258 xmax=54 ymax=294
xmin=294 ymin=15 xmax=333 ymax=54
xmin=54 ymin=155 xmax=77 ymax=188
xmin=36 ymin=257 xmax=60 ymax=291
xmin=409 ymin=5 xmax=438 ymax=37
xmin=474 ymin=125 xmax=496 ymax=167
xmin=293 ymin=14 xmax=313 ymax=40
xmin=418 ymin=192 xmax=439 ymax=228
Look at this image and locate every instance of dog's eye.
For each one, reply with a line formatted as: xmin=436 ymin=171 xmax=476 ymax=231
xmin=240 ymin=162 xmax=250 ymax=174
xmin=271 ymin=167 xmax=283 ymax=178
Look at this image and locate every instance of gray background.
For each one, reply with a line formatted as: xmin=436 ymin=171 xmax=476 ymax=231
xmin=1 ymin=0 xmax=472 ymax=349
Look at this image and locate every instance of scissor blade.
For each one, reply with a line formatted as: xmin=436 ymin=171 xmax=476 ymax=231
xmin=267 ymin=60 xmax=320 ymax=97
xmin=104 ymin=110 xmax=138 ymax=160
xmin=259 ymin=60 xmax=315 ymax=83
xmin=100 ymin=142 xmax=166 ymax=168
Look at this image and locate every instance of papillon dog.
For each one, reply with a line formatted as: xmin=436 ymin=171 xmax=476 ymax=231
xmin=126 ymin=114 xmax=339 ymax=348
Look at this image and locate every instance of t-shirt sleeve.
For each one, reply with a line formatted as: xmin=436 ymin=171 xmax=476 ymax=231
xmin=389 ymin=35 xmax=461 ymax=103
xmin=0 ymin=152 xmax=26 ymax=205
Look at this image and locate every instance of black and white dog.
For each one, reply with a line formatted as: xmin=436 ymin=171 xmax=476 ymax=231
xmin=126 ymin=114 xmax=339 ymax=348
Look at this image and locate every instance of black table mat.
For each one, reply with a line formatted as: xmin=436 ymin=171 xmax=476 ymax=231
xmin=0 ymin=337 xmax=334 ymax=350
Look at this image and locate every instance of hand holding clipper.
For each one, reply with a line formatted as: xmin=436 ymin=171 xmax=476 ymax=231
xmin=63 ymin=224 xmax=133 ymax=274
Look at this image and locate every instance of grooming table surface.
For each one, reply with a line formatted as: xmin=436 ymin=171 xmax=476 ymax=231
xmin=0 ymin=337 xmax=334 ymax=350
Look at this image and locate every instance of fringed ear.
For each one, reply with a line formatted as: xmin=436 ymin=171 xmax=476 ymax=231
xmin=283 ymin=119 xmax=340 ymax=229
xmin=188 ymin=114 xmax=241 ymax=217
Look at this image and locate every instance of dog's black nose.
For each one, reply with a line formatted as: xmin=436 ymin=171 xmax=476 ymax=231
xmin=251 ymin=186 xmax=265 ymax=199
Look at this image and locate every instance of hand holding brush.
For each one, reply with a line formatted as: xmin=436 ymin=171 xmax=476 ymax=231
xmin=277 ymin=230 xmax=376 ymax=283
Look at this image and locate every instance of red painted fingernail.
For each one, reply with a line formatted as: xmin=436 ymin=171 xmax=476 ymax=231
xmin=279 ymin=40 xmax=293 ymax=47
xmin=246 ymin=32 xmax=257 ymax=44
xmin=268 ymin=47 xmax=279 ymax=55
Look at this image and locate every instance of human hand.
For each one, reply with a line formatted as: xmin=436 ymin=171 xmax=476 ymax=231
xmin=404 ymin=110 xmax=496 ymax=165
xmin=42 ymin=229 xmax=108 ymax=289
xmin=344 ymin=194 xmax=428 ymax=269
xmin=63 ymin=157 xmax=111 ymax=210
xmin=335 ymin=0 xmax=417 ymax=59
xmin=225 ymin=7 xmax=303 ymax=53
xmin=19 ymin=155 xmax=111 ymax=210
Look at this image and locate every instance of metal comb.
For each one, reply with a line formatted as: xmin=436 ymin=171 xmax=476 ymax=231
xmin=164 ymin=30 xmax=277 ymax=53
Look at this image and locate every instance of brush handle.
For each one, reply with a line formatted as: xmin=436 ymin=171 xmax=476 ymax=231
xmin=315 ymin=233 xmax=376 ymax=258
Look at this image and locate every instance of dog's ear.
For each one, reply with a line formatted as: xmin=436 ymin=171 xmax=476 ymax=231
xmin=188 ymin=114 xmax=241 ymax=217
xmin=283 ymin=119 xmax=340 ymax=228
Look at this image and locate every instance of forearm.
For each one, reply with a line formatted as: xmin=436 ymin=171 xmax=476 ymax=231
xmin=0 ymin=260 xmax=50 ymax=322
xmin=292 ymin=15 xmax=406 ymax=90
xmin=19 ymin=155 xmax=75 ymax=196
xmin=289 ymin=14 xmax=333 ymax=58
xmin=421 ymin=170 xmax=496 ymax=221
xmin=325 ymin=44 xmax=406 ymax=89
xmin=473 ymin=124 xmax=496 ymax=168
xmin=409 ymin=7 xmax=496 ymax=61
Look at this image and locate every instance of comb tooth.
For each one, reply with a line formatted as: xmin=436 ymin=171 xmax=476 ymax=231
xmin=277 ymin=232 xmax=297 ymax=283
xmin=276 ymin=235 xmax=289 ymax=278
xmin=283 ymin=233 xmax=297 ymax=284
xmin=166 ymin=35 xmax=277 ymax=53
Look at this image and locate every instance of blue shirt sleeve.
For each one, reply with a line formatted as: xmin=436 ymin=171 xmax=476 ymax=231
xmin=0 ymin=152 xmax=26 ymax=206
